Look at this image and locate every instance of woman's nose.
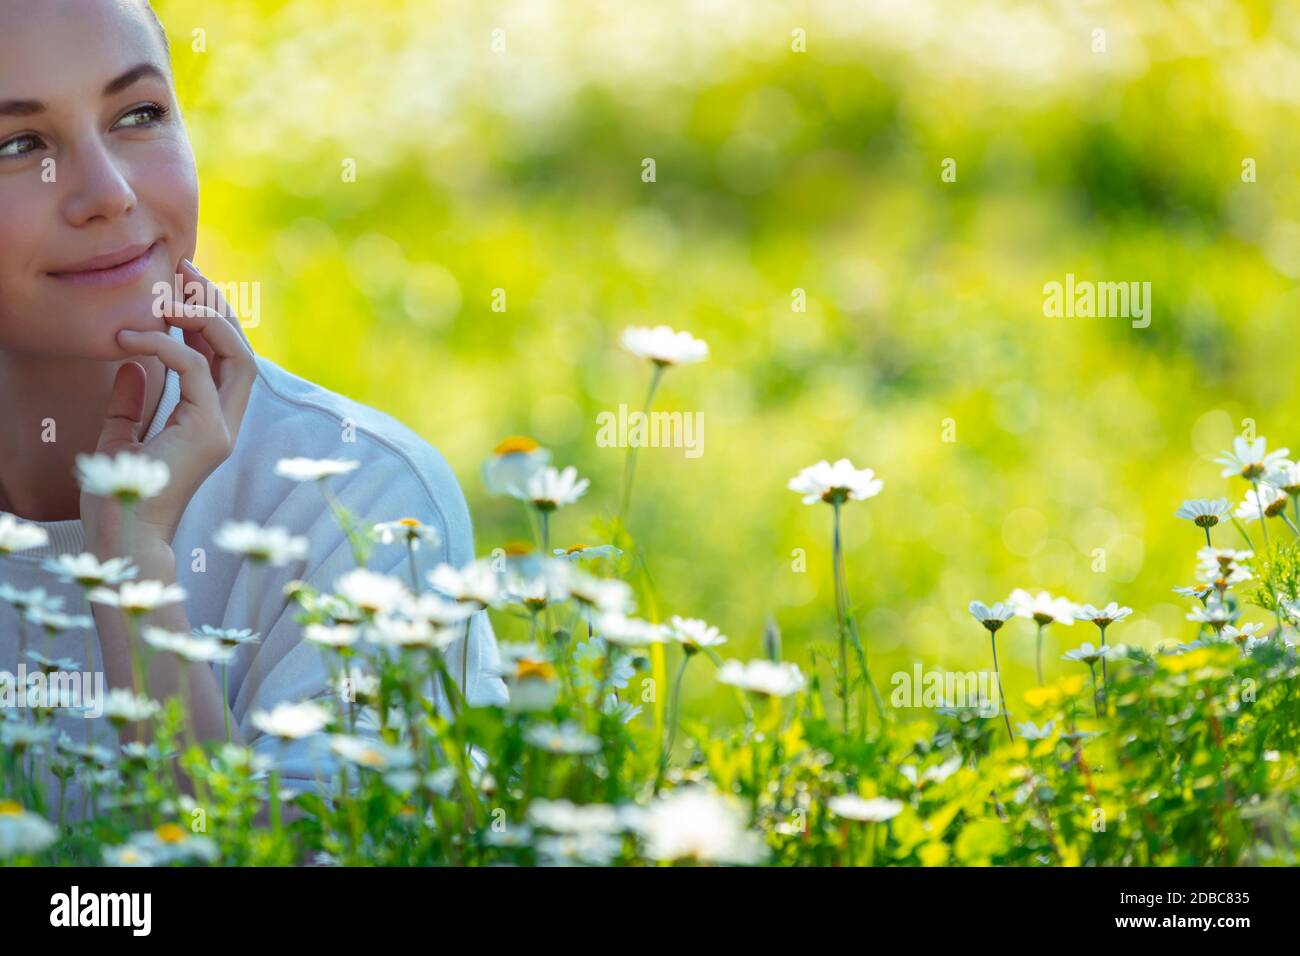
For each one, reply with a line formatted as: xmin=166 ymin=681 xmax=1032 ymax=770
xmin=61 ymin=138 xmax=137 ymax=226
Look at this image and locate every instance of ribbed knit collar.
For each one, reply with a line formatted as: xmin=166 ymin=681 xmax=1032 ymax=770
xmin=9 ymin=325 xmax=186 ymax=561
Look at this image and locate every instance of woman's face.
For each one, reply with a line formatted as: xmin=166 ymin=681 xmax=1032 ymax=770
xmin=0 ymin=0 xmax=197 ymax=361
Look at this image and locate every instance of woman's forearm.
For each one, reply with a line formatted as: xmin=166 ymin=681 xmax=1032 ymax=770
xmin=90 ymin=533 xmax=242 ymax=748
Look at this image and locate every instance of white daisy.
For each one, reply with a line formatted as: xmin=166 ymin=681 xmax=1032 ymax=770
xmin=26 ymin=608 xmax=92 ymax=635
xmin=1235 ymin=484 xmax=1288 ymax=522
xmin=250 ymin=701 xmax=331 ymax=740
xmin=523 ymin=721 xmax=601 ymax=755
xmin=637 ymin=787 xmax=764 ymax=865
xmin=101 ymin=689 xmax=161 ymax=726
xmin=594 ymin=612 xmax=666 ymax=647
xmin=335 ymin=665 xmax=381 ymax=707
xmin=0 ymin=513 xmax=48 ymax=555
xmin=370 ymin=614 xmax=448 ymax=650
xmin=371 ymin=517 xmax=441 ymax=551
xmin=716 ymin=659 xmax=806 ymax=698
xmin=102 ymin=845 xmax=156 ymax=867
xmin=273 ymin=457 xmax=360 ymax=482
xmin=511 ymin=465 xmax=589 ymax=511
xmin=410 ymin=591 xmax=475 ymax=626
xmin=1016 ymin=720 xmax=1055 ymax=740
xmin=333 ymin=569 xmax=410 ymax=616
xmin=482 ymin=436 xmax=551 ymax=497
xmin=1074 ymin=603 xmax=1132 ymax=627
xmin=75 ymin=451 xmax=169 ymax=502
xmin=1265 ymin=460 xmax=1300 ymax=495
xmin=1216 ymin=436 xmax=1289 ymax=481
xmin=1174 ymin=498 xmax=1231 ymax=527
xmin=828 ymin=795 xmax=904 ymax=823
xmin=788 ymin=458 xmax=883 ymax=506
xmin=500 ymin=652 xmax=560 ymax=713
xmin=668 ymin=615 xmax=728 ymax=651
xmin=87 ymin=580 xmax=186 ymax=615
xmin=126 ymin=825 xmax=219 ymax=865
xmin=304 ymin=622 xmax=362 ymax=648
xmin=968 ymin=601 xmax=1015 ymax=632
xmin=427 ymin=560 xmax=502 ymax=609
xmin=554 ymin=543 xmax=623 ymax=563
xmin=620 ymin=325 xmax=709 ymax=367
xmin=0 ymin=583 xmax=64 ymax=615
xmin=141 ymin=628 xmax=234 ymax=664
xmin=193 ymin=625 xmax=261 ymax=649
xmin=1007 ymin=589 xmax=1076 ymax=626
xmin=1062 ymin=643 xmax=1115 ymax=665
xmin=214 ymin=522 xmax=310 ymax=566
xmin=1187 ymin=600 xmax=1239 ymax=631
xmin=329 ymin=734 xmax=414 ymax=772
xmin=564 ymin=570 xmax=634 ymax=616
xmin=0 ymin=801 xmax=58 ymax=858
xmin=42 ymin=553 xmax=137 ymax=588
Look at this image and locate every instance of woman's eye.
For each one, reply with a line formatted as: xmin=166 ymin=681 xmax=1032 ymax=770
xmin=0 ymin=134 xmax=43 ymax=159
xmin=113 ymin=103 xmax=170 ymax=130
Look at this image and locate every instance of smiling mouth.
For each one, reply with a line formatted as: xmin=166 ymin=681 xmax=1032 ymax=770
xmin=49 ymin=241 xmax=160 ymax=289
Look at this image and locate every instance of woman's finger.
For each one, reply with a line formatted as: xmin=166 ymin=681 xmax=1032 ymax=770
xmin=94 ymin=361 xmax=147 ymax=454
xmin=178 ymin=258 xmax=250 ymax=346
xmin=116 ymin=328 xmax=222 ymax=424
xmin=163 ymin=304 xmax=258 ymax=431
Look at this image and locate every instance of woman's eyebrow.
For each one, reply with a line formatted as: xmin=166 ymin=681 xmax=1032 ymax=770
xmin=0 ymin=63 xmax=168 ymax=117
xmin=103 ymin=62 xmax=168 ymax=96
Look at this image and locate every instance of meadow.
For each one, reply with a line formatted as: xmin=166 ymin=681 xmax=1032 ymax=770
xmin=4 ymin=0 xmax=1300 ymax=866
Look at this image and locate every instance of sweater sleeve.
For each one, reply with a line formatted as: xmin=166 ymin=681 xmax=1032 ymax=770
xmin=217 ymin=436 xmax=507 ymax=794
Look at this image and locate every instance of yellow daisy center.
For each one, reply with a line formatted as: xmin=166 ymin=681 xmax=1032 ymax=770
xmin=398 ymin=517 xmax=422 ymax=528
xmin=156 ymin=823 xmax=187 ymax=843
xmin=494 ymin=436 xmax=540 ymax=455
xmin=516 ymin=659 xmax=556 ymax=682
xmin=0 ymin=801 xmax=23 ymax=816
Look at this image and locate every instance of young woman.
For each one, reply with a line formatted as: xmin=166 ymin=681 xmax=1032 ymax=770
xmin=0 ymin=0 xmax=505 ymax=812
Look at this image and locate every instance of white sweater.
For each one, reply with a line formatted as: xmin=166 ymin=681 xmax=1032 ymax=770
xmin=1 ymin=328 xmax=506 ymax=817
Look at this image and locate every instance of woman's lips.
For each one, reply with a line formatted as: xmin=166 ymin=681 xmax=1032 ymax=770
xmin=48 ymin=241 xmax=159 ymax=288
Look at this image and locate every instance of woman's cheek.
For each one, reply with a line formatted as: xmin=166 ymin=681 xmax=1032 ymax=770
xmin=0 ymin=183 xmax=56 ymax=353
xmin=135 ymin=136 xmax=199 ymax=274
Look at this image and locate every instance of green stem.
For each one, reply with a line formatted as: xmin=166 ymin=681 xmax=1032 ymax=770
xmin=655 ymin=654 xmax=690 ymax=793
xmin=618 ymin=363 xmax=665 ymax=523
xmin=990 ymin=632 xmax=1013 ymax=742
xmin=1035 ymin=622 xmax=1045 ymax=686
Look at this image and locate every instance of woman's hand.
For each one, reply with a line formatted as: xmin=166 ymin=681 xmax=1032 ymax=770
xmin=82 ymin=260 xmax=257 ymax=556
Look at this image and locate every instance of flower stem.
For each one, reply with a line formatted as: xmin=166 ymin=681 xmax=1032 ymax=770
xmin=654 ymin=654 xmax=690 ymax=793
xmin=618 ymin=363 xmax=664 ymax=524
xmin=1098 ymin=623 xmax=1109 ymax=706
xmin=990 ymin=633 xmax=1013 ymax=742
xmin=1253 ymin=481 xmax=1271 ymax=551
xmin=1035 ymin=621 xmax=1045 ymax=686
xmin=1231 ymin=517 xmax=1255 ymax=552
xmin=831 ymin=501 xmax=850 ymax=734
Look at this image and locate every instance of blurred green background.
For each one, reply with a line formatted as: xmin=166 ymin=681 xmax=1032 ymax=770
xmin=155 ymin=0 xmax=1300 ymax=719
